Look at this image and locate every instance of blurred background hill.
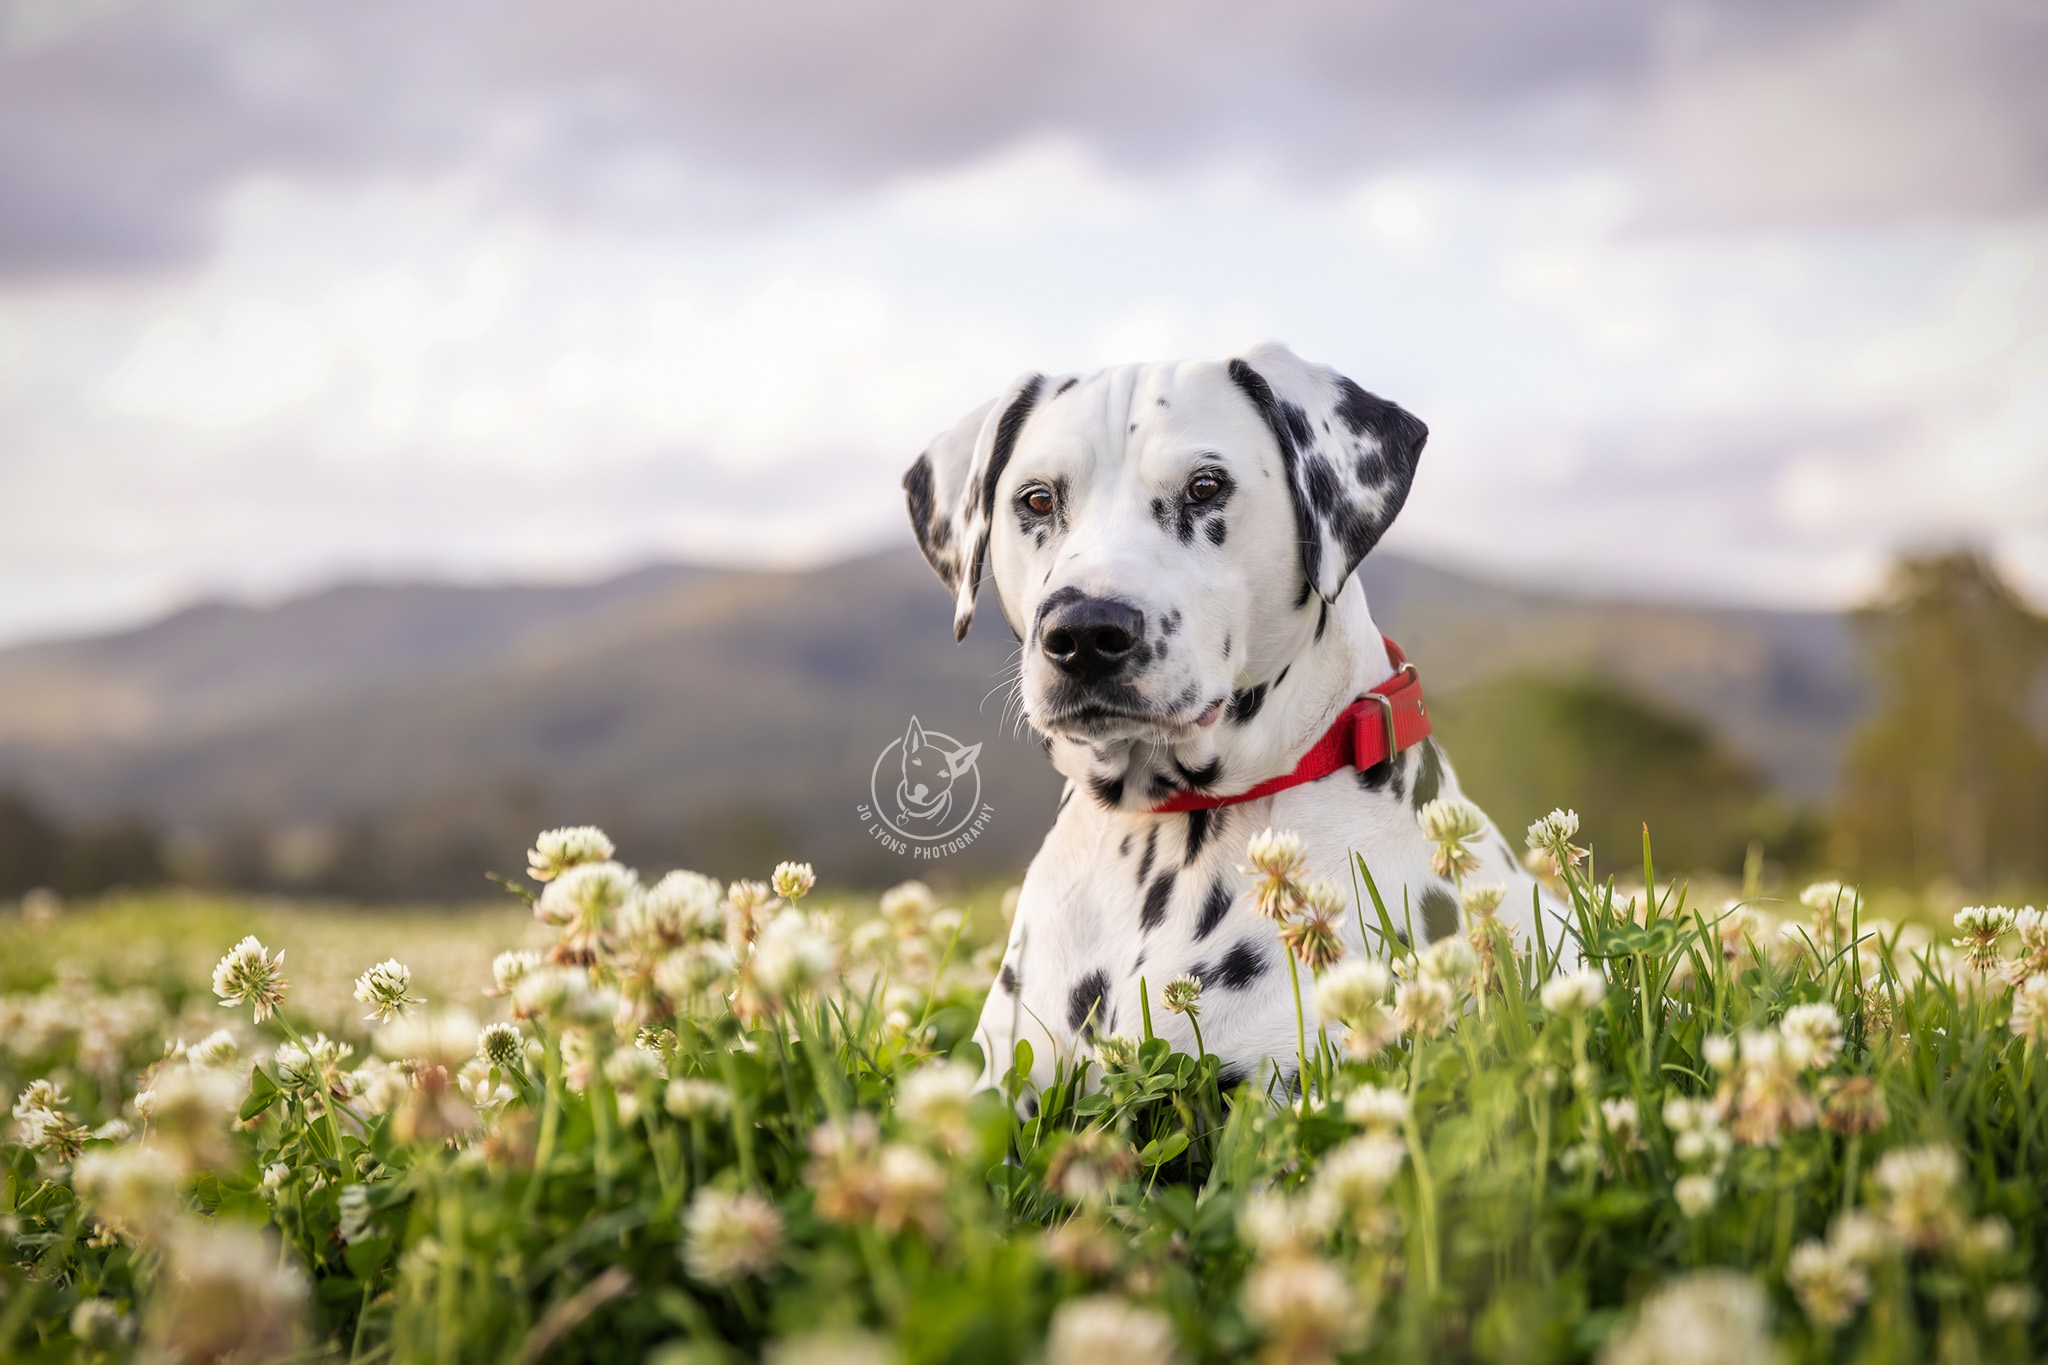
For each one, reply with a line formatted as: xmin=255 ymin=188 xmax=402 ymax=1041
xmin=0 ymin=545 xmax=1873 ymax=897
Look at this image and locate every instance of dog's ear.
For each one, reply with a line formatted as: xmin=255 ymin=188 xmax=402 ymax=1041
xmin=901 ymin=371 xmax=1048 ymax=641
xmin=904 ymin=716 xmax=927 ymax=754
xmin=1226 ymin=341 xmax=1427 ymax=603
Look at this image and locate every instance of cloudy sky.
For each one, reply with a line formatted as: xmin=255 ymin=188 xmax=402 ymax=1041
xmin=2 ymin=0 xmax=2044 ymax=644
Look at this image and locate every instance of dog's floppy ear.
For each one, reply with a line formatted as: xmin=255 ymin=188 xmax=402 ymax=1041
xmin=1226 ymin=341 xmax=1427 ymax=602
xmin=901 ymin=371 xmax=1048 ymax=641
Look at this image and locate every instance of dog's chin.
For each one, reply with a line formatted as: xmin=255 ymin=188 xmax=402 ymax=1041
xmin=1031 ymin=690 xmax=1221 ymax=745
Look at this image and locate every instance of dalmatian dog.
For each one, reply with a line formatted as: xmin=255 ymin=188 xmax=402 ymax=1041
xmin=902 ymin=342 xmax=1569 ymax=1093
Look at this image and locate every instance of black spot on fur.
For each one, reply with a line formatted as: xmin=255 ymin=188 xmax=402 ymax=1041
xmin=1391 ymin=752 xmax=1407 ymax=802
xmin=1304 ymin=453 xmax=1343 ymax=516
xmin=1206 ymin=518 xmax=1227 ymax=546
xmin=1421 ymin=885 xmax=1461 ymax=944
xmin=1119 ymin=834 xmax=1132 ymax=857
xmin=901 ymin=454 xmax=953 ymax=587
xmin=1156 ymin=396 xmax=1169 ymax=407
xmin=1222 ymin=633 xmax=1231 ymax=658
xmin=1195 ymin=939 xmax=1268 ymax=991
xmin=1411 ymin=738 xmax=1443 ymax=812
xmin=1194 ymin=880 xmax=1233 ymax=941
xmin=1274 ymin=665 xmax=1289 ymax=688
xmin=1174 ymin=756 xmax=1223 ymax=789
xmin=1314 ymin=600 xmax=1329 ymax=643
xmin=1217 ymin=1064 xmax=1249 ymax=1091
xmin=1054 ymin=376 xmax=1079 ymax=396
xmin=1185 ymin=807 xmax=1212 ymax=859
xmin=999 ymin=964 xmax=1018 ymax=994
xmin=1141 ymin=871 xmax=1176 ymax=932
xmin=1357 ymin=759 xmax=1392 ymax=791
xmin=1088 ymin=774 xmax=1125 ymax=808
xmin=1068 ymin=970 xmax=1110 ymax=1035
xmin=982 ymin=375 xmax=1044 ymax=523
xmin=1137 ymin=825 xmax=1159 ymax=886
xmin=1294 ymin=577 xmax=1314 ymax=609
xmin=1034 ymin=530 xmax=1046 ymax=547
xmin=1022 ymin=1093 xmax=1040 ymax=1118
xmin=1227 ymin=684 xmax=1268 ymax=725
xmin=1161 ymin=610 xmax=1180 ymax=636
xmin=1228 ymin=358 xmax=1324 ymax=595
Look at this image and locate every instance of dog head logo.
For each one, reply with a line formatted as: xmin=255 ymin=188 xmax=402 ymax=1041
xmin=871 ymin=717 xmax=982 ymax=842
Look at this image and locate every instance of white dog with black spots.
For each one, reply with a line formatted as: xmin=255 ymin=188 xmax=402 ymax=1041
xmin=903 ymin=342 xmax=1570 ymax=1094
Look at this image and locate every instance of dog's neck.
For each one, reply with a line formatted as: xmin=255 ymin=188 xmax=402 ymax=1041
xmin=1043 ymin=578 xmax=1392 ymax=814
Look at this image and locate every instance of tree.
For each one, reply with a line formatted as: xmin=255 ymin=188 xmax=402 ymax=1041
xmin=1832 ymin=550 xmax=2048 ymax=892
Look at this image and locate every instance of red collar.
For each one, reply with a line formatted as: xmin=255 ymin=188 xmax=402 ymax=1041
xmin=1151 ymin=637 xmax=1431 ymax=814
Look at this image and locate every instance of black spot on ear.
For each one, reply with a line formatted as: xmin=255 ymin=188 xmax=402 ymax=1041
xmin=1303 ymin=453 xmax=1342 ymax=516
xmin=981 ymin=375 xmax=1045 ymax=523
xmin=1229 ymin=358 xmax=1325 ymax=596
xmin=1068 ymin=970 xmax=1110 ymax=1035
xmin=1314 ymin=600 xmax=1329 ymax=643
xmin=999 ymin=964 xmax=1018 ymax=995
xmin=1054 ymin=376 xmax=1078 ymax=396
xmin=1194 ymin=880 xmax=1233 ymax=941
xmin=1206 ymin=519 xmax=1227 ymax=546
xmin=1410 ymin=738 xmax=1443 ymax=812
xmin=1137 ymin=825 xmax=1159 ymax=885
xmin=1420 ymin=885 xmax=1460 ymax=944
xmin=1173 ymin=757 xmax=1222 ymax=789
xmin=1216 ymin=1064 xmax=1248 ymax=1091
xmin=1227 ymin=683 xmax=1267 ymax=725
xmin=1141 ymin=870 xmax=1176 ymax=932
xmin=1194 ymin=938 xmax=1269 ymax=991
xmin=1088 ymin=774 xmax=1125 ymax=808
xmin=902 ymin=453 xmax=955 ymax=588
xmin=1185 ymin=807 xmax=1212 ymax=859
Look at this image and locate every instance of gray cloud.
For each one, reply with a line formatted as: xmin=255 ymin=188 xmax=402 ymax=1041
xmin=3 ymin=0 xmax=2042 ymax=278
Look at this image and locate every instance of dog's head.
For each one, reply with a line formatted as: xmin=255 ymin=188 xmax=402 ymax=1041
xmin=902 ymin=342 xmax=1425 ymax=753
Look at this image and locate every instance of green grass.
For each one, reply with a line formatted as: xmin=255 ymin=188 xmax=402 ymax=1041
xmin=2 ymin=824 xmax=2044 ymax=1364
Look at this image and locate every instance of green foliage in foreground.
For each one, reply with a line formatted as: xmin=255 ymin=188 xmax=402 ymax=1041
xmin=3 ymin=820 xmax=2047 ymax=1364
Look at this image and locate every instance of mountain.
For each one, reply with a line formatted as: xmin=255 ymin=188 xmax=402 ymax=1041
xmin=0 ymin=548 xmax=1867 ymax=894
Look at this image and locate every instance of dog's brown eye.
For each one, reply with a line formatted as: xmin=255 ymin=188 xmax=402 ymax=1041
xmin=1187 ymin=472 xmax=1223 ymax=503
xmin=1023 ymin=487 xmax=1055 ymax=516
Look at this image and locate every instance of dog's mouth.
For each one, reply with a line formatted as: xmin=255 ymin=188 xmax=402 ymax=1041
xmin=1035 ymin=694 xmax=1227 ymax=741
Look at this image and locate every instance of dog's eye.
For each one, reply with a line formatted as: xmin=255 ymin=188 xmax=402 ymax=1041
xmin=1186 ymin=472 xmax=1224 ymax=503
xmin=1022 ymin=487 xmax=1055 ymax=516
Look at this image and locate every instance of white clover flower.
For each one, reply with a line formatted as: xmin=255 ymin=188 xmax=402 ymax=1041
xmin=1598 ymin=1270 xmax=1772 ymax=1365
xmin=681 ymin=1188 xmax=783 ymax=1284
xmin=1160 ymin=974 xmax=1203 ymax=1018
xmin=1601 ymin=1097 xmax=1641 ymax=1148
xmin=73 ymin=1145 xmax=181 ymax=1234
xmin=476 ymin=1022 xmax=524 ymax=1070
xmin=212 ymin=936 xmax=289 ymax=1023
xmin=1394 ymin=975 xmax=1455 ymax=1038
xmin=2010 ymin=975 xmax=2048 ymax=1046
xmin=1043 ymin=1294 xmax=1182 ymax=1365
xmin=879 ymin=880 xmax=937 ymax=934
xmin=1540 ymin=967 xmax=1606 ymax=1016
xmin=1419 ymin=936 xmax=1478 ymax=988
xmin=186 ymin=1029 xmax=239 ymax=1067
xmin=1315 ymin=958 xmax=1391 ymax=1023
xmin=457 ymin=1057 xmax=515 ymax=1111
xmin=352 ymin=958 xmax=423 ymax=1022
xmin=897 ymin=1062 xmax=981 ymax=1154
xmin=483 ymin=950 xmax=539 ymax=998
xmin=1342 ymin=1084 xmax=1410 ymax=1132
xmin=1873 ymin=1144 xmax=1963 ymax=1250
xmin=1780 ymin=1003 xmax=1844 ymax=1070
xmin=1673 ymin=1174 xmax=1718 ymax=1218
xmin=771 ymin=861 xmax=817 ymax=901
xmin=1462 ymin=882 xmax=1507 ymax=919
xmin=1237 ymin=1186 xmax=1339 ymax=1256
xmin=1953 ymin=905 xmax=2017 ymax=970
xmin=374 ymin=1009 xmax=480 ymax=1070
xmin=1701 ymin=1034 xmax=1736 ymax=1072
xmin=665 ymin=1078 xmax=732 ymax=1123
xmin=1316 ymin=1133 xmax=1408 ymax=1218
xmin=68 ymin=1300 xmax=131 ymax=1348
xmin=627 ymin=870 xmax=726 ymax=945
xmin=536 ymin=860 xmax=638 ymax=944
xmin=654 ymin=940 xmax=738 ymax=1002
xmin=751 ymin=910 xmax=838 ymax=999
xmin=1239 ymin=1253 xmax=1363 ymax=1359
xmin=1800 ymin=880 xmax=1854 ymax=916
xmin=153 ymin=1223 xmax=308 ymax=1362
xmin=1417 ymin=797 xmax=1486 ymax=880
xmin=527 ymin=825 xmax=615 ymax=882
xmin=1986 ymin=1283 xmax=2040 ymax=1325
xmin=1526 ymin=809 xmax=1585 ymax=867
xmin=604 ymin=1046 xmax=663 ymax=1090
xmin=1094 ymin=1033 xmax=1140 ymax=1073
xmin=1243 ymin=826 xmax=1307 ymax=881
xmin=350 ymin=1060 xmax=412 ymax=1117
xmin=1826 ymin=1209 xmax=1893 ymax=1267
xmin=1786 ymin=1240 xmax=1869 ymax=1329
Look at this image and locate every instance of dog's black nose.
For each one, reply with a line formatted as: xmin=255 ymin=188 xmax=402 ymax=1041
xmin=1040 ymin=595 xmax=1144 ymax=683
